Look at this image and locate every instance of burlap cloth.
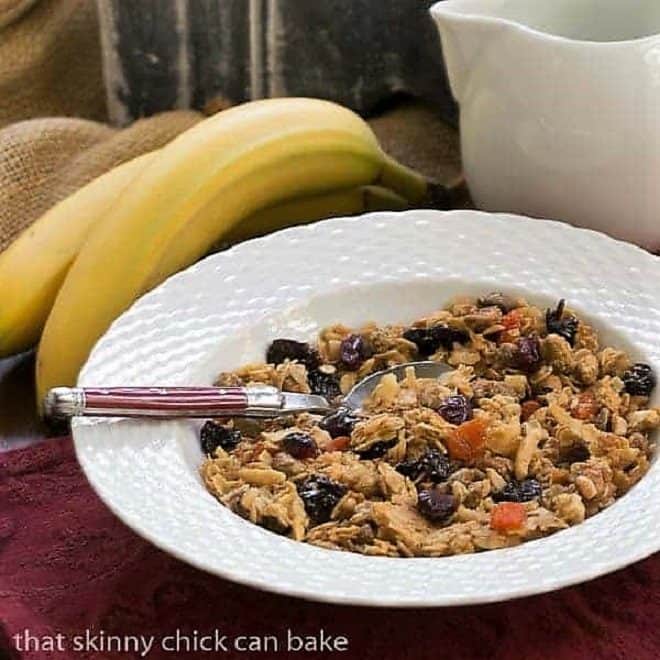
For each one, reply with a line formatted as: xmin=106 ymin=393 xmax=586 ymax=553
xmin=0 ymin=112 xmax=207 ymax=252
xmin=0 ymin=0 xmax=106 ymax=128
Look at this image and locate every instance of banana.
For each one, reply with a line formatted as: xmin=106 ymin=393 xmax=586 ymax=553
xmin=36 ymin=98 xmax=431 ymax=404
xmin=0 ymin=152 xmax=155 ymax=358
xmin=222 ymin=185 xmax=408 ymax=244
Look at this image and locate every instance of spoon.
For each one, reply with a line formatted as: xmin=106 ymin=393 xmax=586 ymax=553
xmin=342 ymin=360 xmax=451 ymax=410
xmin=44 ymin=361 xmax=451 ymax=420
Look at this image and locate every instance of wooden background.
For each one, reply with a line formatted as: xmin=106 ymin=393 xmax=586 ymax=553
xmin=97 ymin=0 xmax=455 ymax=125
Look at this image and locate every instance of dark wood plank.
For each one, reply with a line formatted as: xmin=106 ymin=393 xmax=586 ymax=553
xmin=188 ymin=0 xmax=251 ymax=109
xmin=98 ymin=0 xmax=192 ymax=125
xmin=263 ymin=0 xmax=453 ymax=116
xmin=98 ymin=0 xmax=456 ymax=124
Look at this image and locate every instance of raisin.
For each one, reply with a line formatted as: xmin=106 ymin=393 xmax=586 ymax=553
xmin=307 ymin=369 xmax=341 ymax=398
xmin=545 ymin=299 xmax=579 ymax=346
xmin=282 ymin=432 xmax=318 ymax=459
xmin=396 ymin=450 xmax=454 ymax=483
xmin=319 ymin=407 xmax=360 ymax=438
xmin=402 ymin=327 xmax=441 ymax=356
xmin=438 ymin=395 xmax=473 ymax=425
xmin=563 ymin=444 xmax=590 ymax=464
xmin=339 ymin=334 xmax=371 ymax=370
xmin=403 ymin=324 xmax=467 ymax=357
xmin=622 ymin=363 xmax=656 ymax=397
xmin=514 ymin=335 xmax=541 ymax=372
xmin=200 ymin=421 xmax=242 ymax=455
xmin=356 ymin=438 xmax=397 ymax=459
xmin=395 ymin=458 xmax=423 ymax=480
xmin=435 ymin=325 xmax=469 ymax=347
xmin=493 ymin=479 xmax=542 ymax=503
xmin=417 ymin=490 xmax=456 ymax=522
xmin=296 ymin=475 xmax=346 ymax=524
xmin=418 ymin=450 xmax=453 ymax=483
xmin=266 ymin=338 xmax=320 ymax=369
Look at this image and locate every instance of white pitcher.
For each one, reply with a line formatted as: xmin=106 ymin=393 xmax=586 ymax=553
xmin=430 ymin=0 xmax=660 ymax=249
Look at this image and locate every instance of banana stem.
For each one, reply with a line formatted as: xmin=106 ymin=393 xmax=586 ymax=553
xmin=362 ymin=186 xmax=408 ymax=212
xmin=377 ymin=153 xmax=430 ymax=205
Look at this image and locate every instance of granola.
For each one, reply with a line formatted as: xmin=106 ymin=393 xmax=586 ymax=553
xmin=201 ymin=295 xmax=658 ymax=557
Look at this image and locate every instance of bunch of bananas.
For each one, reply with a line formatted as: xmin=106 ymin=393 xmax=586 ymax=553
xmin=0 ymin=98 xmax=440 ymax=408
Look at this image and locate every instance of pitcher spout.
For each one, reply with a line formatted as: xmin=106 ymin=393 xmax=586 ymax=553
xmin=430 ymin=0 xmax=511 ymax=103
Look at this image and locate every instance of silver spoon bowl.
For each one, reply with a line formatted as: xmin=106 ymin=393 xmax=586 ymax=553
xmin=342 ymin=360 xmax=451 ymax=411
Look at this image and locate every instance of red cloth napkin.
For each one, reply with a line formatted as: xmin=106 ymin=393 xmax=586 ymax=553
xmin=1 ymin=437 xmax=658 ymax=660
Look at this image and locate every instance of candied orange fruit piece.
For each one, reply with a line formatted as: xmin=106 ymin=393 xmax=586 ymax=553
xmin=446 ymin=418 xmax=488 ymax=461
xmin=490 ymin=502 xmax=527 ymax=532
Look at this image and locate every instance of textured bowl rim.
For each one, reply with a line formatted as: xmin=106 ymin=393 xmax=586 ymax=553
xmin=73 ymin=209 xmax=660 ymax=607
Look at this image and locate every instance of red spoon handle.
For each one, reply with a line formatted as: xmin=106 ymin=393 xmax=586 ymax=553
xmin=82 ymin=387 xmax=249 ymax=413
xmin=44 ymin=386 xmax=254 ymax=418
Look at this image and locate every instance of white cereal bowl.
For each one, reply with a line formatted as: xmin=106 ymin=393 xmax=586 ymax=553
xmin=72 ymin=210 xmax=660 ymax=607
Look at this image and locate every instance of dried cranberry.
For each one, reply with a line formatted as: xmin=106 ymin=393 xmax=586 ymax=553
xmin=307 ymin=369 xmax=342 ymax=399
xmin=319 ymin=407 xmax=360 ymax=438
xmin=200 ymin=421 xmax=241 ymax=455
xmin=438 ymin=395 xmax=473 ymax=425
xmin=296 ymin=475 xmax=346 ymax=524
xmin=266 ymin=338 xmax=320 ymax=369
xmin=545 ymin=299 xmax=579 ymax=346
xmin=403 ymin=324 xmax=468 ymax=357
xmin=356 ymin=438 xmax=397 ymax=459
xmin=622 ymin=363 xmax=656 ymax=397
xmin=282 ymin=432 xmax=318 ymax=459
xmin=493 ymin=479 xmax=542 ymax=503
xmin=339 ymin=334 xmax=370 ymax=370
xmin=417 ymin=490 xmax=456 ymax=522
xmin=515 ymin=335 xmax=541 ymax=372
